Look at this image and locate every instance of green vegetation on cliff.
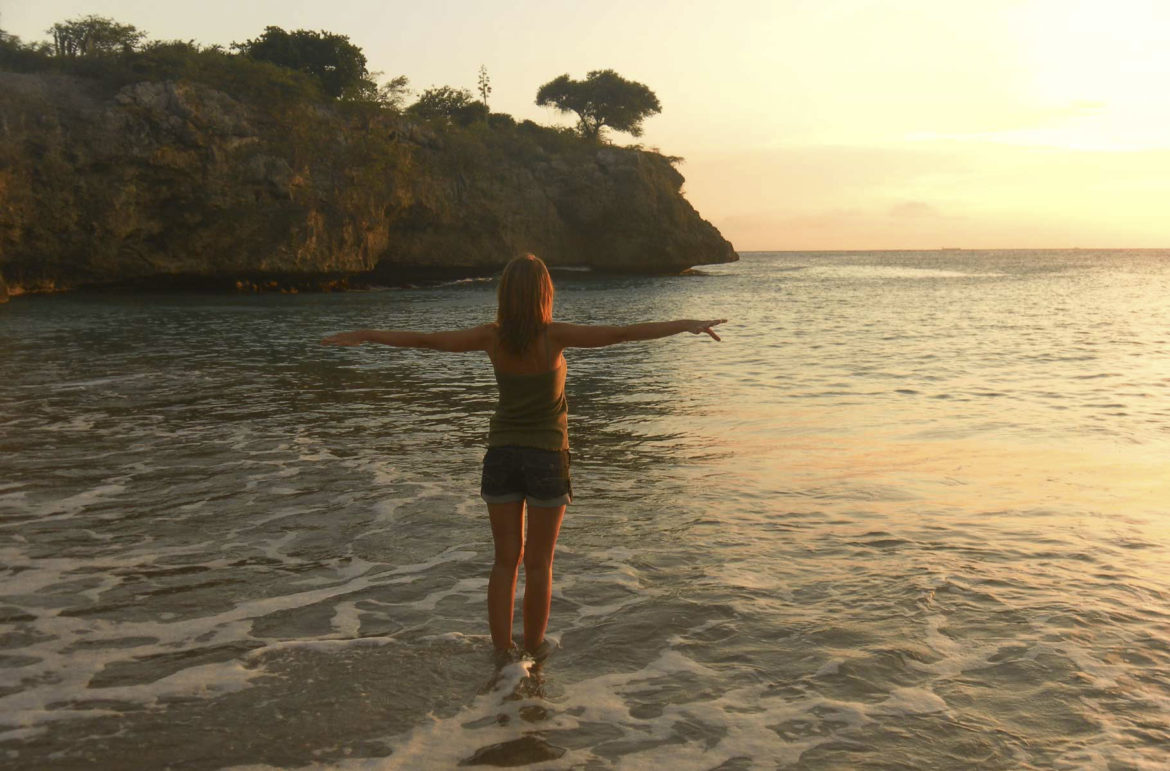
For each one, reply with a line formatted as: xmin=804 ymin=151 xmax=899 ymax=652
xmin=1 ymin=21 xmax=335 ymax=107
xmin=0 ymin=17 xmax=736 ymax=297
xmin=231 ymin=26 xmax=374 ymax=101
xmin=536 ymin=70 xmax=662 ymax=142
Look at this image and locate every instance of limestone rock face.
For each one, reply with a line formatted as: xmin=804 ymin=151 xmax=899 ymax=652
xmin=0 ymin=71 xmax=736 ymax=293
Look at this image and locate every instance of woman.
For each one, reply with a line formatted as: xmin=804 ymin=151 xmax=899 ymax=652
xmin=322 ymin=254 xmax=725 ymax=662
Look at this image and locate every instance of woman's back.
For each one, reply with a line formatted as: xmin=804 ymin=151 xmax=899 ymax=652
xmin=487 ymin=323 xmax=563 ymax=375
xmin=487 ymin=325 xmax=569 ymax=451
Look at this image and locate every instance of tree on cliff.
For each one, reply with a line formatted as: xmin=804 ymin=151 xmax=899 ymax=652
xmin=377 ymin=75 xmax=411 ymax=111
xmin=535 ymin=70 xmax=661 ymax=141
xmin=1 ymin=27 xmax=50 ymax=69
xmin=46 ymin=15 xmax=145 ymax=58
xmin=232 ymin=27 xmax=372 ymax=99
xmin=408 ymin=86 xmax=489 ymax=126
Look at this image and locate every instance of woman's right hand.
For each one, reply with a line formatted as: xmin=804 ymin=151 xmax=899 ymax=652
xmin=688 ymin=319 xmax=727 ymax=341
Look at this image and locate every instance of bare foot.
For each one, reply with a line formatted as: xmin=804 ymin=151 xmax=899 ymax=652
xmin=525 ymin=638 xmax=556 ymax=662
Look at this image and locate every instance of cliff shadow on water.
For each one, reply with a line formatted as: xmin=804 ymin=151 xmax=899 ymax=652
xmin=0 ymin=69 xmax=736 ymax=299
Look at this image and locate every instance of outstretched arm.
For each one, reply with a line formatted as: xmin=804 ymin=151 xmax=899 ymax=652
xmin=320 ymin=323 xmax=494 ymax=352
xmin=551 ymin=319 xmax=726 ymax=349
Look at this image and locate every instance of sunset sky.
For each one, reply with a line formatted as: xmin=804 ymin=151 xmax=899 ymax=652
xmin=3 ymin=0 xmax=1167 ymax=250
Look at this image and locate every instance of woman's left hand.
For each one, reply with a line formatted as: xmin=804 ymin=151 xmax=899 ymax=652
xmin=689 ymin=319 xmax=727 ymax=341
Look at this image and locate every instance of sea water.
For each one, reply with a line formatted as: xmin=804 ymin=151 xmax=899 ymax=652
xmin=1 ymin=251 xmax=1168 ymax=769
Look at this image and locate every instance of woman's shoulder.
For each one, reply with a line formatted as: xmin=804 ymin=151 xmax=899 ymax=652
xmin=546 ymin=321 xmax=574 ymax=340
xmin=482 ymin=321 xmax=500 ymax=352
xmin=465 ymin=322 xmax=499 ymax=344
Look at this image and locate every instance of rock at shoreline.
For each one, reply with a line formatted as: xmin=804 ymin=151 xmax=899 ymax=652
xmin=0 ymin=71 xmax=736 ymax=294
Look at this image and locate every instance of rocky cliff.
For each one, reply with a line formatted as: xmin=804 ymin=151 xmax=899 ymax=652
xmin=0 ymin=71 xmax=736 ymax=297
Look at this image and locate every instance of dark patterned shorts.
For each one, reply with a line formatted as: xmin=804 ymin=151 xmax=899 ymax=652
xmin=480 ymin=446 xmax=572 ymax=507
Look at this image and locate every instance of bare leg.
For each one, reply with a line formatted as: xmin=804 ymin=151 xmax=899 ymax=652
xmin=522 ymin=504 xmax=565 ymax=654
xmin=487 ymin=501 xmax=525 ymax=653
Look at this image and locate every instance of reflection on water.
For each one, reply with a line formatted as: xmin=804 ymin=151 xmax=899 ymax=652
xmin=1 ymin=250 xmax=1169 ymax=768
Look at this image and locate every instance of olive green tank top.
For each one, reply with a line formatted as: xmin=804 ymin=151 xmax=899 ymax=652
xmin=488 ymin=358 xmax=569 ymax=451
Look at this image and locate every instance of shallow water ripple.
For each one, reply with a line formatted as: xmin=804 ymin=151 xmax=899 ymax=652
xmin=2 ymin=250 xmax=1169 ymax=768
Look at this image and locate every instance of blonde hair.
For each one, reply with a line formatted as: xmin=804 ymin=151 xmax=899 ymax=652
xmin=496 ymin=254 xmax=554 ymax=356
